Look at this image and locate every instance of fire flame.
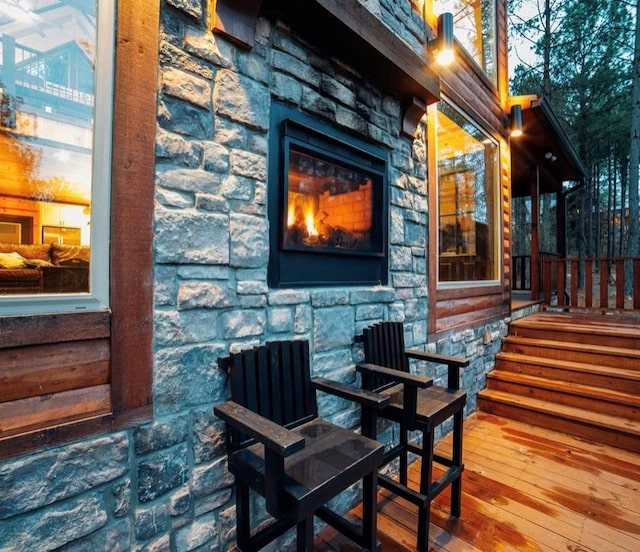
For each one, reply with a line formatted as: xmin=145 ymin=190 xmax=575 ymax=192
xmin=288 ymin=196 xmax=319 ymax=237
xmin=305 ymin=209 xmax=318 ymax=236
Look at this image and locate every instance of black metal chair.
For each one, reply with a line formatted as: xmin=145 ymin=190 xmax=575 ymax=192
xmin=214 ymin=339 xmax=388 ymax=552
xmin=356 ymin=321 xmax=469 ymax=552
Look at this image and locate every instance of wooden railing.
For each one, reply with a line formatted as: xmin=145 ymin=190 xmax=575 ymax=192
xmin=512 ymin=252 xmax=561 ymax=295
xmin=541 ymin=257 xmax=640 ymax=312
xmin=513 ymin=255 xmax=640 ymax=313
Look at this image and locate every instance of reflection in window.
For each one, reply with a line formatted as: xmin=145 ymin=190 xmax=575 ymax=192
xmin=437 ymin=101 xmax=498 ymax=283
xmin=432 ymin=0 xmax=497 ymax=83
xmin=0 ymin=1 xmax=99 ymax=296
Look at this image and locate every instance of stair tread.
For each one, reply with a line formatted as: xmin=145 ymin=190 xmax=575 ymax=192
xmin=502 ymin=335 xmax=640 ymax=359
xmin=496 ymin=351 xmax=640 ymax=380
xmin=510 ymin=312 xmax=640 ymax=337
xmin=479 ymin=389 xmax=640 ymax=436
xmin=486 ymin=370 xmax=640 ymax=406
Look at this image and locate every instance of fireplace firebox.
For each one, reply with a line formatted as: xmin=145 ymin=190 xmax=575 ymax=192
xmin=268 ymin=103 xmax=388 ymax=287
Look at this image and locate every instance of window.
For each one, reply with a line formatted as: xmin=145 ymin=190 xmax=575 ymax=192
xmin=0 ymin=0 xmax=112 ymax=313
xmin=432 ymin=0 xmax=497 ymax=83
xmin=0 ymin=0 xmax=156 ymax=459
xmin=435 ymin=100 xmax=499 ymax=284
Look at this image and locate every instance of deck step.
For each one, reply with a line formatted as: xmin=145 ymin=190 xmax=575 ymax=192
xmin=494 ymin=351 xmax=640 ymax=394
xmin=480 ymin=312 xmax=640 ymax=452
xmin=478 ymin=389 xmax=640 ymax=452
xmin=501 ymin=335 xmax=640 ymax=370
xmin=486 ymin=370 xmax=640 ymax=419
xmin=509 ymin=313 xmax=640 ymax=349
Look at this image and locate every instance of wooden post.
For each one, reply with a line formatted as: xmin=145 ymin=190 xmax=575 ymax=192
xmin=530 ymin=168 xmax=540 ymax=300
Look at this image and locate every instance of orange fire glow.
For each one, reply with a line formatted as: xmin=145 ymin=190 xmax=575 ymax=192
xmin=288 ymin=195 xmax=320 ymax=237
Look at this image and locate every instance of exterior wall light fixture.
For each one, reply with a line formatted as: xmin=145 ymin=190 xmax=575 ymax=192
xmin=507 ymin=104 xmax=523 ymax=137
xmin=431 ymin=12 xmax=455 ymax=66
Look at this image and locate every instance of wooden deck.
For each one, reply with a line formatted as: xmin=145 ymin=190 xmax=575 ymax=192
xmin=317 ymin=412 xmax=640 ymax=551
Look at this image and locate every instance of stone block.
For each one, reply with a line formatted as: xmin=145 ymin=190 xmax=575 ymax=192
xmin=134 ymin=503 xmax=169 ymax=540
xmin=213 ymin=69 xmax=269 ymax=131
xmin=230 ymin=214 xmax=268 ymax=268
xmin=192 ymin=409 xmax=226 ymax=463
xmin=134 ymin=416 xmax=189 ymax=456
xmin=0 ymin=434 xmax=128 ymax=520
xmin=158 ymin=97 xmax=212 ymax=140
xmin=154 ymin=344 xmax=228 ymax=414
xmin=220 ymin=309 xmax=267 ymax=339
xmin=0 ymin=494 xmax=107 ymax=551
xmin=174 ymin=513 xmax=219 ymax=551
xmin=137 ymin=443 xmax=189 ymax=503
xmin=314 ymin=306 xmax=354 ymax=351
xmin=155 ymin=210 xmax=229 ymax=265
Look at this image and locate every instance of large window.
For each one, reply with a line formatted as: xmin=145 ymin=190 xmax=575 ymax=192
xmin=0 ymin=0 xmax=112 ymax=313
xmin=0 ymin=0 xmax=156 ymax=459
xmin=432 ymin=0 xmax=497 ymax=83
xmin=436 ymin=100 xmax=499 ymax=284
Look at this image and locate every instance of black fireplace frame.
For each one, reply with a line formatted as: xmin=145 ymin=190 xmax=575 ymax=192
xmin=268 ymin=102 xmax=389 ymax=287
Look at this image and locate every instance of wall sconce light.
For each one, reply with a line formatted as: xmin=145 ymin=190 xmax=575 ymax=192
xmin=545 ymin=151 xmax=557 ymax=162
xmin=508 ymin=104 xmax=523 ymax=137
xmin=430 ymin=12 xmax=455 ymax=66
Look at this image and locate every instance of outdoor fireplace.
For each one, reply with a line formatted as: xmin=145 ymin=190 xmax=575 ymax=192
xmin=268 ymin=103 xmax=388 ymax=287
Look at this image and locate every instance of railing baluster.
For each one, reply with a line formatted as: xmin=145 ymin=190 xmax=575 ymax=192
xmin=616 ymin=258 xmax=625 ymax=310
xmin=570 ymin=260 xmax=579 ymax=308
xmin=543 ymin=260 xmax=552 ymax=305
xmin=599 ymin=259 xmax=609 ymax=310
xmin=557 ymin=261 xmax=566 ymax=306
xmin=634 ymin=259 xmax=640 ymax=310
xmin=585 ymin=259 xmax=593 ymax=308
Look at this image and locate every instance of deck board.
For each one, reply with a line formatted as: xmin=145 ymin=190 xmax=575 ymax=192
xmin=317 ymin=412 xmax=640 ymax=551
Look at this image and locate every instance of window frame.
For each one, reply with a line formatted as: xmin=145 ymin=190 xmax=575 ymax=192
xmin=0 ymin=0 xmax=158 ymax=460
xmin=434 ymin=99 xmax=501 ymax=288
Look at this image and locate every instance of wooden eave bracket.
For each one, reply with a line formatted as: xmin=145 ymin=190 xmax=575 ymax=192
xmin=212 ymin=0 xmax=263 ymax=49
xmin=215 ymin=0 xmax=440 ymax=135
xmin=402 ymin=96 xmax=428 ymax=138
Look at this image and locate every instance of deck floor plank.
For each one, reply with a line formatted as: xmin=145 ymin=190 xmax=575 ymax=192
xmin=317 ymin=412 xmax=640 ymax=551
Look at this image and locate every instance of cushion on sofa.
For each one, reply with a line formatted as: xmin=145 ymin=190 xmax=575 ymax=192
xmin=0 ymin=252 xmax=28 ymax=269
xmin=50 ymin=243 xmax=90 ymax=266
xmin=0 ymin=243 xmax=52 ymax=262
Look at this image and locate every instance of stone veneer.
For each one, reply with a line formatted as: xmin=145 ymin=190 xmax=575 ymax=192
xmin=0 ymin=1 xmax=508 ymax=550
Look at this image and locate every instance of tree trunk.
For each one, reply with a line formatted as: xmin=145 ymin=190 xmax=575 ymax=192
xmin=625 ymin=0 xmax=640 ymax=294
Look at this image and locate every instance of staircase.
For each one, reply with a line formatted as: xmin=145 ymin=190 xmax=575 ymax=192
xmin=479 ymin=312 xmax=640 ymax=452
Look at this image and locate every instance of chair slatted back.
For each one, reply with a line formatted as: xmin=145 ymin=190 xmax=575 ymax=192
xmin=362 ymin=321 xmax=410 ymax=391
xmin=226 ymin=340 xmax=318 ymax=450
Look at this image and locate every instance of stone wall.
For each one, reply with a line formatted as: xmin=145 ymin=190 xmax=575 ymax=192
xmin=0 ymin=1 xmax=508 ymax=550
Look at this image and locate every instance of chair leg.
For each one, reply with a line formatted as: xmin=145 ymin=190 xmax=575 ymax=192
xmin=417 ymin=428 xmax=435 ymax=552
xmin=399 ymin=426 xmax=409 ymax=485
xmin=451 ymin=408 xmax=464 ymax=517
xmin=297 ymin=515 xmax=314 ymax=551
xmin=236 ymin=481 xmax=252 ymax=551
xmin=362 ymin=471 xmax=379 ymax=551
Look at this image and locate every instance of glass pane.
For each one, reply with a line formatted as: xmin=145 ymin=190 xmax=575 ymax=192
xmin=437 ymin=101 xmax=498 ymax=283
xmin=0 ymin=1 xmax=95 ymax=295
xmin=284 ymin=147 xmax=376 ymax=254
xmin=433 ymin=0 xmax=496 ymax=83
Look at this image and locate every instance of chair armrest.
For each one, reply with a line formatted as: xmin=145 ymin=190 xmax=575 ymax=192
xmin=214 ymin=400 xmax=305 ymax=456
xmin=356 ymin=363 xmax=432 ymax=388
xmin=312 ymin=377 xmax=390 ymax=410
xmin=405 ymin=349 xmax=469 ymax=391
xmin=405 ymin=349 xmax=469 ymax=368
